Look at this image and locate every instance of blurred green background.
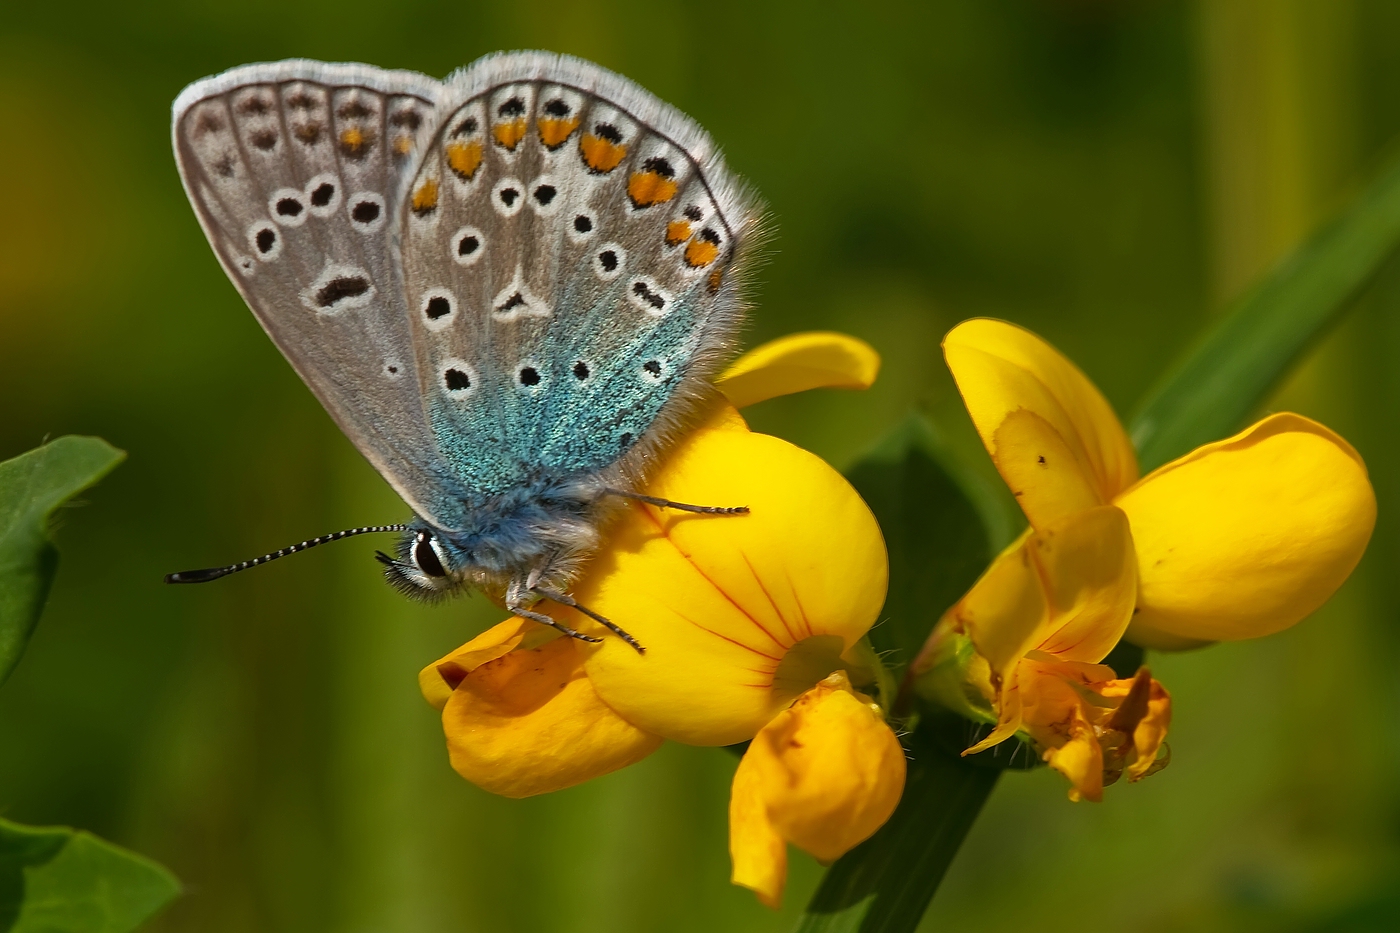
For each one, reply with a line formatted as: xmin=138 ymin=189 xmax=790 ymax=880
xmin=3 ymin=0 xmax=1399 ymax=930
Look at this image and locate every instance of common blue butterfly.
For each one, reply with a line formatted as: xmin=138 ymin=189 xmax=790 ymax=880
xmin=167 ymin=53 xmax=761 ymax=650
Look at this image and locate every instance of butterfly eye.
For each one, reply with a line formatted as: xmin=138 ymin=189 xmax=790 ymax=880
xmin=413 ymin=532 xmax=448 ymax=578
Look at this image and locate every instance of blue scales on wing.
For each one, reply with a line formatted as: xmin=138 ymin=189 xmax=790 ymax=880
xmin=397 ymin=53 xmax=759 ymax=507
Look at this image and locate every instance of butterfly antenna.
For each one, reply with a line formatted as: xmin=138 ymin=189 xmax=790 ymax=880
xmin=164 ymin=524 xmax=410 ymax=584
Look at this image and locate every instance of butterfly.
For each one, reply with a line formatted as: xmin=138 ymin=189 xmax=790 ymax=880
xmin=167 ymin=52 xmax=762 ymax=651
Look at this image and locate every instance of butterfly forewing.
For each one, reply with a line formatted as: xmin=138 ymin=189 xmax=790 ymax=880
xmin=400 ymin=54 xmax=757 ymax=502
xmin=172 ymin=61 xmax=473 ymax=530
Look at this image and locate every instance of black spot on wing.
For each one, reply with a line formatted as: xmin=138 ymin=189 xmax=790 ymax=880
xmin=316 ymin=276 xmax=370 ymax=308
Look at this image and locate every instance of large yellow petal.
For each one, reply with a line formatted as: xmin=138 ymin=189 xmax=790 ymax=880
xmin=579 ymin=422 xmax=888 ymax=746
xmin=1119 ymin=413 xmax=1375 ymax=643
xmin=729 ymin=672 xmax=906 ymax=908
xmin=943 ymin=319 xmax=1139 ymax=508
xmin=991 ymin=408 xmax=1104 ymax=529
xmin=436 ymin=625 xmax=662 ymax=798
xmin=716 ymin=332 xmax=880 ymax=409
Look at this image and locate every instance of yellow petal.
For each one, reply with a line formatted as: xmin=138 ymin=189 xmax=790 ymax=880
xmin=946 ymin=529 xmax=1046 ymax=680
xmin=991 ymin=408 xmax=1104 ymax=529
xmin=1031 ymin=504 xmax=1137 ymax=662
xmin=580 ymin=425 xmax=888 ymax=746
xmin=716 ymin=331 xmax=880 ymax=409
xmin=1042 ymin=711 xmax=1104 ymax=803
xmin=729 ymin=752 xmax=789 ymax=910
xmin=943 ymin=319 xmax=1138 ymax=506
xmin=729 ymin=672 xmax=906 ymax=907
xmin=439 ymin=628 xmax=662 ymax=798
xmin=418 ymin=618 xmax=531 ymax=711
xmin=1119 ymin=413 xmax=1376 ymax=643
xmin=949 ymin=505 xmax=1135 ymax=676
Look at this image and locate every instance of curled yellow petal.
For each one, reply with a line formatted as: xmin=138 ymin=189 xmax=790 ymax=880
xmin=580 ymin=421 xmax=887 ymax=746
xmin=1031 ymin=504 xmax=1137 ymax=663
xmin=419 ymin=617 xmax=538 ymax=710
xmin=949 ymin=505 xmax=1135 ymax=677
xmin=716 ymin=331 xmax=880 ymax=408
xmin=436 ymin=624 xmax=661 ymax=798
xmin=943 ymin=319 xmax=1138 ymax=504
xmin=729 ymin=672 xmax=906 ymax=908
xmin=1120 ymin=413 xmax=1376 ymax=644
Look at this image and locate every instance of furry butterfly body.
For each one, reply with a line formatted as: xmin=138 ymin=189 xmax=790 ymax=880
xmin=172 ymin=53 xmax=760 ymax=636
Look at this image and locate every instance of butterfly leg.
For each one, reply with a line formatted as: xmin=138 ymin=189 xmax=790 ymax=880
xmin=603 ymin=488 xmax=750 ymax=515
xmin=532 ymin=585 xmax=646 ymax=655
xmin=505 ymin=580 xmax=603 ymax=645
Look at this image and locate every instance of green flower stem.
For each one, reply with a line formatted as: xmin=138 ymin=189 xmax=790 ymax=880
xmin=793 ymin=725 xmax=1000 ymax=933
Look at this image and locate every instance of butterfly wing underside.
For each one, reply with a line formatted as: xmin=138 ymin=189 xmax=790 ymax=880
xmin=171 ymin=61 xmax=473 ymax=529
xmin=397 ymin=53 xmax=759 ymax=501
xmin=174 ymin=54 xmax=759 ymax=536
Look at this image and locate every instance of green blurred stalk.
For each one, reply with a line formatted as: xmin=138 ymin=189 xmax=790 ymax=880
xmin=792 ymin=728 xmax=999 ymax=933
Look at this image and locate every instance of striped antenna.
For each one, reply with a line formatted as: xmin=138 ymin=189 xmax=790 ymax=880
xmin=164 ymin=524 xmax=410 ymax=584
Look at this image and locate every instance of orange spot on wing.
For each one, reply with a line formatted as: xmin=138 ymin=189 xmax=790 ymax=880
xmin=665 ymin=220 xmax=692 ymax=246
xmin=628 ymin=171 xmax=678 ymax=208
xmin=580 ymin=134 xmax=627 ymax=173
xmin=493 ymin=119 xmax=527 ymax=150
xmin=446 ymin=140 xmax=483 ymax=180
xmin=707 ymin=267 xmax=724 ymax=293
xmin=412 ymin=178 xmax=439 ymax=215
xmin=685 ymin=238 xmax=720 ymax=268
xmin=393 ymin=134 xmax=413 ymax=155
xmin=538 ymin=116 xmax=580 ymax=149
xmin=338 ymin=126 xmax=372 ymax=158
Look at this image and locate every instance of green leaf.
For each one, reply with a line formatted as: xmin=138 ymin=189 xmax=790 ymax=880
xmin=1131 ymin=155 xmax=1400 ymax=471
xmin=793 ymin=726 xmax=1000 ymax=933
xmin=0 ymin=437 xmax=124 ymax=686
xmin=0 ymin=818 xmax=179 ymax=932
xmin=843 ymin=413 xmax=1013 ymax=672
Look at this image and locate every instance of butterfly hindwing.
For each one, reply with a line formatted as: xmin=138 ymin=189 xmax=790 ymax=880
xmin=399 ymin=53 xmax=757 ymax=502
xmin=172 ymin=61 xmax=474 ymax=529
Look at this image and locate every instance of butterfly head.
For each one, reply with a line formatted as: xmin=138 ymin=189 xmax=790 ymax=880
xmin=377 ymin=526 xmax=468 ymax=599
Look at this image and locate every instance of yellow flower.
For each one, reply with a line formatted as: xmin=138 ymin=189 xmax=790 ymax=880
xmin=420 ymin=331 xmax=905 ymax=906
xmin=915 ymin=318 xmax=1374 ymax=800
xmin=730 ymin=671 xmax=906 ymax=908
